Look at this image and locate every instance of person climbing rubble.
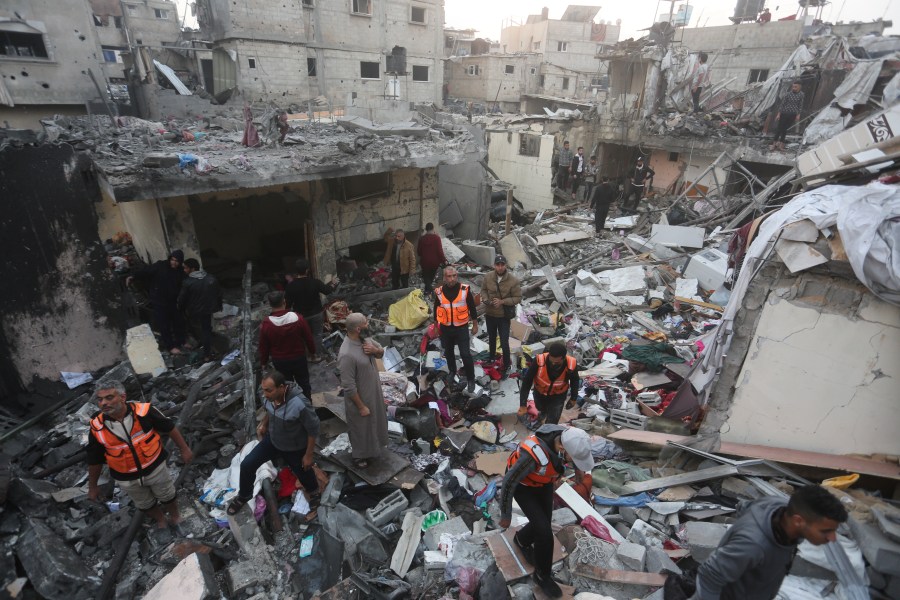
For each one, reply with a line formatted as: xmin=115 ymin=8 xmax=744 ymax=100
xmin=498 ymin=425 xmax=595 ymax=598
xmin=692 ymin=484 xmax=848 ymax=600
xmin=434 ymin=266 xmax=479 ymax=396
xmin=518 ymin=342 xmax=580 ymax=425
xmin=86 ymin=380 xmax=193 ymax=539
xmin=227 ymin=371 xmax=320 ymax=516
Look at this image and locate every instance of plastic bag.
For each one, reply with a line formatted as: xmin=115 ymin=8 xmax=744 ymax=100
xmin=388 ymin=289 xmax=431 ymax=330
xmin=582 ymin=515 xmax=617 ymax=544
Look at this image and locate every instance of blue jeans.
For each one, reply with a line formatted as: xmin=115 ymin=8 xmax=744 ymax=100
xmin=238 ymin=435 xmax=318 ymax=500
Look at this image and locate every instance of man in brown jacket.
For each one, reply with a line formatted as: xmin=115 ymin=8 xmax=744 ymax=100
xmin=481 ymin=254 xmax=522 ymax=376
xmin=383 ymin=228 xmax=416 ymax=290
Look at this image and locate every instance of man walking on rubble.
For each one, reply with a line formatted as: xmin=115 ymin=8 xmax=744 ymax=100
xmin=338 ymin=313 xmax=389 ymax=470
xmin=126 ymin=249 xmax=186 ymax=354
xmin=285 ymin=257 xmax=338 ymax=363
xmin=692 ymin=484 xmax=847 ymax=600
xmin=87 ymin=380 xmax=193 ymax=537
xmin=770 ymin=80 xmax=805 ymax=152
xmin=590 ymin=176 xmax=616 ymax=234
xmin=383 ymin=228 xmax=416 ymax=290
xmin=259 ymin=291 xmax=316 ymax=400
xmin=498 ymin=424 xmax=595 ymax=598
xmin=434 ymin=266 xmax=479 ymax=396
xmin=481 ymin=254 xmax=521 ymax=378
xmin=518 ymin=342 xmax=579 ymax=425
xmin=622 ymin=157 xmax=655 ymax=214
xmin=228 ymin=371 xmax=320 ymax=516
xmin=555 ymin=140 xmax=573 ymax=192
xmin=417 ymin=222 xmax=447 ymax=296
xmin=178 ymin=258 xmax=223 ymax=362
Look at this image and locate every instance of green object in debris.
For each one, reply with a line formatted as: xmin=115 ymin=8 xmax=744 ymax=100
xmin=620 ymin=342 xmax=685 ymax=371
xmin=421 ymin=509 xmax=448 ymax=531
xmin=298 ymin=535 xmax=314 ymax=558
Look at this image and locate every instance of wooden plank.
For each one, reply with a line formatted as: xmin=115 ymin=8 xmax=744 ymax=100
xmin=623 ymin=464 xmax=740 ymax=494
xmin=485 ymin=526 xmax=566 ymax=582
xmin=607 ymin=430 xmax=900 ymax=480
xmin=536 ymin=230 xmax=593 ymax=245
xmin=573 ymin=564 xmax=668 ymax=586
xmin=674 ymin=296 xmax=724 ymax=311
xmin=474 ymin=451 xmax=512 ymax=476
xmin=555 ymin=483 xmax=626 ymax=542
xmin=388 ymin=466 xmax=425 ymax=490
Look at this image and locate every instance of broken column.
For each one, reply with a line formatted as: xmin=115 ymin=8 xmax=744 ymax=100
xmin=16 ymin=519 xmax=100 ymax=599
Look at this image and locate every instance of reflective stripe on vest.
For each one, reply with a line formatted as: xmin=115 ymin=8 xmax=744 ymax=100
xmin=90 ymin=402 xmax=162 ymax=475
xmin=534 ymin=353 xmax=577 ymax=396
xmin=435 ymin=284 xmax=470 ymax=327
xmin=506 ymin=434 xmax=560 ymax=487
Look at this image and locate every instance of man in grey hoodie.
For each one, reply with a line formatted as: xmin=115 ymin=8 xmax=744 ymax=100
xmin=695 ymin=484 xmax=848 ymax=600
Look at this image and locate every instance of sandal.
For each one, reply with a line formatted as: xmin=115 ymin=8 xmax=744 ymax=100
xmin=226 ymin=496 xmax=249 ymax=516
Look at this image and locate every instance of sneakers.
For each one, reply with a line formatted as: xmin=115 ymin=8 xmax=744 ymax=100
xmin=533 ymin=571 xmax=563 ymax=598
xmin=513 ymin=532 xmax=535 ymax=566
xmin=464 ymin=381 xmax=476 ymax=397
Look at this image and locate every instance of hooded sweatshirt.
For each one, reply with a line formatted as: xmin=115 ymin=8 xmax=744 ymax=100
xmin=178 ymin=270 xmax=222 ymax=316
xmin=259 ymin=310 xmax=316 ymax=365
xmin=264 ymin=384 xmax=320 ymax=452
xmin=696 ymin=497 xmax=795 ymax=600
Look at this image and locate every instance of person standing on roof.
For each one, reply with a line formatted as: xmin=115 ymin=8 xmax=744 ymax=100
xmin=434 ymin=266 xmax=479 ymax=396
xmin=126 ymin=249 xmax=186 ymax=354
xmin=285 ymin=257 xmax=338 ymax=363
xmin=259 ymin=291 xmax=316 ymax=400
xmin=770 ymin=80 xmax=805 ymax=152
xmin=519 ymin=342 xmax=580 ymax=425
xmin=694 ymin=485 xmax=847 ymax=600
xmin=383 ymin=228 xmax=416 ymax=290
xmin=417 ymin=222 xmax=447 ymax=296
xmin=498 ymin=424 xmax=595 ymax=598
xmin=691 ymin=52 xmax=711 ymax=113
xmin=178 ymin=258 xmax=223 ymax=362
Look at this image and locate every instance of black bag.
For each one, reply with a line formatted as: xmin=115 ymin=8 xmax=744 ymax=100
xmin=663 ymin=569 xmax=697 ymax=600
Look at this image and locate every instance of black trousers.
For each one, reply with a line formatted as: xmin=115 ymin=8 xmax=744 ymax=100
xmin=188 ymin=313 xmax=213 ymax=356
xmin=555 ymin=168 xmax=569 ymax=190
xmin=154 ymin=302 xmax=185 ymax=350
xmin=570 ymin=173 xmax=585 ymax=198
xmin=534 ymin=393 xmax=566 ymax=425
xmin=774 ymin=113 xmax=798 ymax=143
xmin=594 ymin=202 xmax=611 ymax=232
xmin=692 ymin=86 xmax=703 ymax=112
xmin=440 ymin=325 xmax=475 ymax=381
xmin=272 ymin=356 xmax=311 ymax=400
xmin=513 ymin=483 xmax=555 ymax=577
xmin=485 ymin=315 xmax=511 ymax=370
xmin=238 ymin=435 xmax=318 ymax=501
xmin=421 ymin=267 xmax=438 ymax=294
xmin=622 ymin=183 xmax=644 ymax=210
xmin=391 ymin=268 xmax=409 ymax=290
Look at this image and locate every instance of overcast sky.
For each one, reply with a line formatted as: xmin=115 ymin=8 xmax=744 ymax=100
xmin=174 ymin=0 xmax=896 ymax=40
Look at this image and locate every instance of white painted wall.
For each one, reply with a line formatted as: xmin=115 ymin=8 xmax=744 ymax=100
xmin=723 ymin=293 xmax=900 ymax=456
xmin=486 ymin=129 xmax=555 ymax=212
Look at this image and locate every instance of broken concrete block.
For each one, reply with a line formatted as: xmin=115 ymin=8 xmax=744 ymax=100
xmin=685 ymin=521 xmax=729 ymax=562
xmin=423 ymin=550 xmax=448 ymax=570
xmin=390 ymin=509 xmax=424 ymax=577
xmin=552 ymin=507 xmax=578 ymax=527
xmin=8 ymin=478 xmax=60 ymax=516
xmin=674 ymin=278 xmax=700 ymax=300
xmin=720 ymin=477 xmax=761 ymax=501
xmin=849 ymin=517 xmax=900 ymax=576
xmin=627 ymin=519 xmax=668 ymax=549
xmin=423 ymin=515 xmax=470 ymax=551
xmin=227 ymin=503 xmax=265 ymax=553
xmin=125 ymin=324 xmax=167 ymax=376
xmin=226 ymin=559 xmax=263 ymax=596
xmin=366 ymin=489 xmax=409 ymax=527
xmin=146 ymin=552 xmax=219 ymax=600
xmin=650 ymin=224 xmax=705 ymax=249
xmin=615 ymin=541 xmax=647 ymax=571
xmin=460 ymin=243 xmax=495 ymax=267
xmin=499 ymin=233 xmax=531 ymax=268
xmin=16 ymin=519 xmax=100 ymax=599
xmin=646 ymin=546 xmax=682 ymax=575
xmin=142 ymin=153 xmax=180 ymax=168
xmin=442 ymin=237 xmax=466 ymax=264
xmin=598 ymin=266 xmax=647 ymax=295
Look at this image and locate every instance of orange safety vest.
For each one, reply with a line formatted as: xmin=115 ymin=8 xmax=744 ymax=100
xmin=435 ymin=284 xmax=470 ymax=327
xmin=90 ymin=402 xmax=163 ymax=475
xmin=506 ymin=434 xmax=561 ymax=487
xmin=534 ymin=353 xmax=577 ymax=396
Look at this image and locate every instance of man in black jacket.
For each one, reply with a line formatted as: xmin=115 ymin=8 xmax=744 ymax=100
xmin=590 ymin=176 xmax=616 ymax=233
xmin=285 ymin=258 xmax=338 ymax=362
xmin=126 ymin=250 xmax=186 ymax=354
xmin=622 ymin=157 xmax=655 ymax=214
xmin=178 ymin=258 xmax=223 ymax=361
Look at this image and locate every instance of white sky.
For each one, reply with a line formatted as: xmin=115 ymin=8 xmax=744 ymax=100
xmin=174 ymin=0 xmax=897 ymax=40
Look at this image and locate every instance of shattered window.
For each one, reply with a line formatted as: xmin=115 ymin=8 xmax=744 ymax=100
xmin=0 ymin=31 xmax=49 ymax=59
xmin=505 ymin=64 xmax=515 ymax=75
xmin=352 ymin=0 xmax=372 ymax=15
xmin=519 ymin=133 xmax=541 ymax=157
xmin=412 ymin=65 xmax=429 ymax=81
xmin=360 ymin=61 xmax=380 ymax=79
xmin=308 ymin=57 xmax=317 ymax=76
xmin=748 ymin=69 xmax=769 ymax=84
xmin=411 ymin=6 xmax=426 ymax=23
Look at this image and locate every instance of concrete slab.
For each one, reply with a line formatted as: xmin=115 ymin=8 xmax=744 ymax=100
xmin=598 ymin=266 xmax=647 ymax=295
xmin=616 ymin=541 xmax=647 ymax=571
xmin=499 ymin=233 xmax=531 ymax=268
xmin=145 ymin=553 xmax=219 ymax=600
xmin=227 ymin=503 xmax=264 ymax=553
xmin=16 ymin=519 xmax=99 ymax=598
xmin=849 ymin=517 xmax=900 ymax=576
xmin=337 ymin=115 xmax=429 ymax=138
xmin=684 ymin=521 xmax=730 ymax=562
xmin=125 ymin=324 xmax=166 ymax=376
xmin=423 ymin=515 xmax=470 ymax=551
xmin=646 ymin=546 xmax=682 ymax=575
xmin=226 ymin=559 xmax=263 ymax=596
xmin=650 ymin=224 xmax=705 ymax=249
xmin=486 ymin=378 xmax=521 ymax=415
xmin=442 ymin=237 xmax=466 ymax=264
xmin=674 ymin=278 xmax=700 ymax=300
xmin=460 ymin=243 xmax=496 ymax=266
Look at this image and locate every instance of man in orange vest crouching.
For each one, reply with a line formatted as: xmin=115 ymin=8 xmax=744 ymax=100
xmin=86 ymin=380 xmax=193 ymax=534
xmin=519 ymin=342 xmax=580 ymax=425
xmin=498 ymin=425 xmax=595 ymax=598
xmin=433 ymin=266 xmax=479 ymax=396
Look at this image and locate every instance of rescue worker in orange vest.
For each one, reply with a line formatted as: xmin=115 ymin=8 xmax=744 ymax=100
xmin=519 ymin=342 xmax=580 ymax=425
xmin=498 ymin=425 xmax=595 ymax=598
xmin=86 ymin=380 xmax=193 ymax=536
xmin=433 ymin=266 xmax=479 ymax=396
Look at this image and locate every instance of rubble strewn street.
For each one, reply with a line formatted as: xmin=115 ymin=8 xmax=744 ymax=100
xmin=2 ymin=0 xmax=900 ymax=599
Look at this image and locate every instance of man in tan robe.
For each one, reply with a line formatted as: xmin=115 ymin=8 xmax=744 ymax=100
xmin=338 ymin=313 xmax=389 ymax=468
